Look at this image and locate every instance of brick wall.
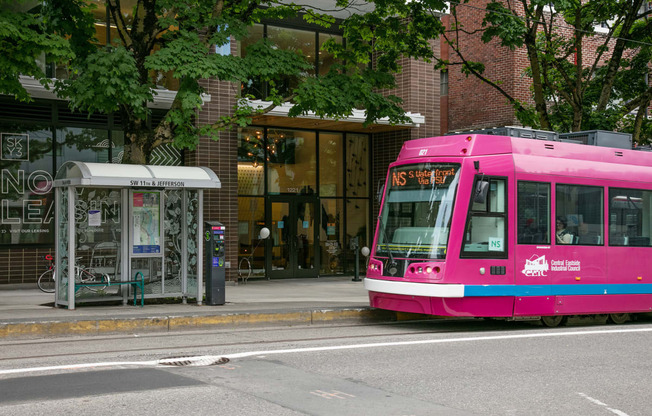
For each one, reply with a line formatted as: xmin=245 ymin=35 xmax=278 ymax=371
xmin=192 ymin=74 xmax=239 ymax=282
xmin=447 ymin=0 xmax=520 ymax=131
xmin=0 ymin=248 xmax=53 ymax=285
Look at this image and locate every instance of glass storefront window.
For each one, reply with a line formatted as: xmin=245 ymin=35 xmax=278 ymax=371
xmin=319 ymin=132 xmax=342 ymax=197
xmin=346 ymin=199 xmax=368 ymax=274
xmin=0 ymin=126 xmax=54 ymax=245
xmin=239 ymin=23 xmax=265 ymax=98
xmin=56 ymin=127 xmax=110 ymax=166
xmin=238 ymin=127 xmax=265 ymax=195
xmin=346 ymin=133 xmax=369 ymax=198
xmin=238 ymin=197 xmax=266 ymax=276
xmin=318 ymin=33 xmax=342 ymax=76
xmin=268 ymin=26 xmax=316 ymax=79
xmin=267 ymin=129 xmax=316 ymax=195
xmin=320 ymin=199 xmax=343 ymax=274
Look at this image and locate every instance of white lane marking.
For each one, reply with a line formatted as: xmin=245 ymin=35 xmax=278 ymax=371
xmin=223 ymin=327 xmax=652 ymax=360
xmin=578 ymin=393 xmax=630 ymax=416
xmin=1 ymin=326 xmax=651 ymax=376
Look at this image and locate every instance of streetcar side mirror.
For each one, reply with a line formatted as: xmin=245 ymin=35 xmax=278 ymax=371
xmin=473 ymin=180 xmax=489 ymax=204
xmin=259 ymin=227 xmax=270 ymax=239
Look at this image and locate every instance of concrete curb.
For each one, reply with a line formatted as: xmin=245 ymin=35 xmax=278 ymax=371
xmin=0 ymin=308 xmax=419 ymax=339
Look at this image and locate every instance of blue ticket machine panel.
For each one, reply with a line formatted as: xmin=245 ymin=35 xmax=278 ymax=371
xmin=205 ymin=221 xmax=225 ymax=305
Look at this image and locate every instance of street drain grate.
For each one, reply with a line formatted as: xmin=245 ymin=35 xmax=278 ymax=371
xmin=158 ymin=356 xmax=230 ymax=367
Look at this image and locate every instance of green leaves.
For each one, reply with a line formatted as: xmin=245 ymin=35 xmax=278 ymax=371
xmin=0 ymin=2 xmax=73 ymax=101
xmin=55 ymin=47 xmax=152 ymax=119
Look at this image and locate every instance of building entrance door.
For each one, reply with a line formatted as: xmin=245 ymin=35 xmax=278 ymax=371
xmin=268 ymin=196 xmax=319 ymax=278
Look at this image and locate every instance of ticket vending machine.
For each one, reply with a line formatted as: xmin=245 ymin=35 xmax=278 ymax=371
xmin=205 ymin=221 xmax=226 ymax=305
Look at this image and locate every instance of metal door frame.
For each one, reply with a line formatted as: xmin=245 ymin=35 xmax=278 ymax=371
xmin=266 ymin=195 xmax=320 ymax=279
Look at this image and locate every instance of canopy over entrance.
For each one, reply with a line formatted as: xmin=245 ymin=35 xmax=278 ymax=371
xmin=54 ymin=161 xmax=221 ymax=189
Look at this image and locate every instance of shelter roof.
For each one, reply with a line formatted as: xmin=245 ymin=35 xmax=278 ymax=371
xmin=53 ymin=161 xmax=220 ymax=189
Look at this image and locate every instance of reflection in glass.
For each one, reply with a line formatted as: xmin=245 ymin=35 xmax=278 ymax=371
xmin=57 ymin=127 xmax=110 ymax=166
xmin=271 ymin=201 xmax=290 ymax=271
xmin=346 ymin=199 xmax=368 ymax=274
xmin=0 ymin=126 xmax=54 ymax=245
xmin=320 ymin=199 xmax=343 ymax=274
xmin=267 ymin=129 xmax=316 ymax=195
xmin=164 ymin=189 xmax=183 ymax=294
xmin=238 ymin=197 xmax=266 ymax=277
xmin=318 ymin=33 xmax=342 ymax=76
xmin=74 ymin=187 xmax=122 ymax=298
xmin=268 ymin=26 xmax=315 ymax=94
xmin=238 ymin=127 xmax=265 ymax=195
xmin=238 ymin=24 xmax=265 ymax=98
xmin=346 ymin=133 xmax=369 ymax=198
xmin=319 ymin=132 xmax=343 ymax=197
xmin=295 ymin=200 xmax=315 ymax=270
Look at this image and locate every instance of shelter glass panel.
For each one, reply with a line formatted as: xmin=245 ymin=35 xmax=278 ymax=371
xmin=74 ymin=187 xmax=122 ymax=298
xmin=267 ymin=129 xmax=316 ymax=195
xmin=346 ymin=133 xmax=369 ymax=198
xmin=556 ymin=184 xmax=603 ymax=246
xmin=319 ymin=132 xmax=343 ymax=197
xmin=609 ymin=188 xmax=652 ymax=247
xmin=163 ymin=189 xmax=183 ymax=294
xmin=237 ymin=197 xmax=266 ymax=277
xmin=517 ymin=181 xmax=550 ymax=245
xmin=320 ymin=198 xmax=343 ymax=274
xmin=238 ymin=127 xmax=265 ymax=195
xmin=185 ymin=190 xmax=200 ymax=295
xmin=56 ymin=188 xmax=70 ymax=302
xmin=0 ymin=126 xmax=54 ymax=245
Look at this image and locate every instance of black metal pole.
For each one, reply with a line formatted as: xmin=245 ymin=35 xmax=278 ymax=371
xmin=352 ymin=247 xmax=361 ymax=282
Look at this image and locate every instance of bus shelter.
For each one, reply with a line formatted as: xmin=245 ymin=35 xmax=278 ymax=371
xmin=53 ymin=161 xmax=221 ymax=309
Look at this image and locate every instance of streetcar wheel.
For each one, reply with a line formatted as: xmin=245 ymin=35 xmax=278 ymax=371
xmin=540 ymin=315 xmax=567 ymax=328
xmin=607 ymin=313 xmax=629 ymax=325
xmin=37 ymin=269 xmax=55 ymax=293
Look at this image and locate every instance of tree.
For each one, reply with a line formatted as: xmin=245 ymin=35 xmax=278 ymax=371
xmin=1 ymin=0 xmax=448 ymax=164
xmin=445 ymin=0 xmax=652 ymax=143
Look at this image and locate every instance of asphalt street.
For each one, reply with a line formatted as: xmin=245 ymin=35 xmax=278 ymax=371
xmin=1 ymin=316 xmax=650 ymax=415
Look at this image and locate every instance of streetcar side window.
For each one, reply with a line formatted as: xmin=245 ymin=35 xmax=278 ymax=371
xmin=556 ymin=184 xmax=604 ymax=246
xmin=518 ymin=181 xmax=550 ymax=245
xmin=609 ymin=188 xmax=652 ymax=247
xmin=462 ymin=177 xmax=507 ymax=258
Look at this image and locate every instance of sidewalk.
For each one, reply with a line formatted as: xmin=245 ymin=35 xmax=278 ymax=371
xmin=0 ymin=277 xmax=404 ymax=339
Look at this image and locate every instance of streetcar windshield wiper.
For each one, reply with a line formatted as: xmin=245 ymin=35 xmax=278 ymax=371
xmin=378 ymin=217 xmax=398 ymax=276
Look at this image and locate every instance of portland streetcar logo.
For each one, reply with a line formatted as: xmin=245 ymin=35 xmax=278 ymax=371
xmin=522 ymin=254 xmax=549 ymax=277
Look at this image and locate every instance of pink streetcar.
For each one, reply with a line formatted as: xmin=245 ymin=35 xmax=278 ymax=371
xmin=364 ymin=132 xmax=652 ymax=326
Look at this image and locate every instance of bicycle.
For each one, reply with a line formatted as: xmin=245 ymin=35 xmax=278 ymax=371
xmin=37 ymin=254 xmax=111 ymax=293
xmin=237 ymin=227 xmax=270 ymax=284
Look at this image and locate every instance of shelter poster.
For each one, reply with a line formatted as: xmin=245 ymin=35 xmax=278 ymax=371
xmin=132 ymin=191 xmax=160 ymax=254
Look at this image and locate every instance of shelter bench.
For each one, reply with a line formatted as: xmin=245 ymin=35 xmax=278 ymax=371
xmin=74 ymin=272 xmax=145 ymax=307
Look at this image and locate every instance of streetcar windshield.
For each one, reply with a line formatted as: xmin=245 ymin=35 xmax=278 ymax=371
xmin=376 ymin=163 xmax=460 ymax=259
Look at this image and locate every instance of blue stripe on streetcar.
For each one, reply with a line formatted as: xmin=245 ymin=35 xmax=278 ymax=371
xmin=463 ymin=284 xmax=652 ymax=297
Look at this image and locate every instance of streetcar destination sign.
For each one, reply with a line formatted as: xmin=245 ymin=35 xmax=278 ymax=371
xmin=390 ymin=164 xmax=458 ymax=188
